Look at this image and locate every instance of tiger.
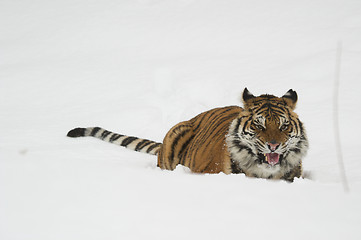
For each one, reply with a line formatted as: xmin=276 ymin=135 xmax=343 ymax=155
xmin=67 ymin=88 xmax=308 ymax=182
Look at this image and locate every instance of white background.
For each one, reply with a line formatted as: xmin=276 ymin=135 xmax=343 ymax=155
xmin=1 ymin=0 xmax=361 ymax=239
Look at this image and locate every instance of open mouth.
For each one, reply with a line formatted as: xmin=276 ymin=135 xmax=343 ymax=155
xmin=259 ymin=153 xmax=283 ymax=166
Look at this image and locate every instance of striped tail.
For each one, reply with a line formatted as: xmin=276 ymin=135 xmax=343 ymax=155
xmin=67 ymin=127 xmax=162 ymax=155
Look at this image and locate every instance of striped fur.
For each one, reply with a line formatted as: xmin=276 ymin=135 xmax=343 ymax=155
xmin=226 ymin=88 xmax=308 ymax=181
xmin=157 ymin=106 xmax=241 ymax=173
xmin=67 ymin=127 xmax=161 ymax=155
xmin=67 ymin=88 xmax=308 ymax=182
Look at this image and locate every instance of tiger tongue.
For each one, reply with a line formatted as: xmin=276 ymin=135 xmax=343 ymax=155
xmin=265 ymin=153 xmax=280 ymax=165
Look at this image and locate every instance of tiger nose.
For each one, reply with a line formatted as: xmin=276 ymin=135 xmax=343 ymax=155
xmin=267 ymin=141 xmax=280 ymax=151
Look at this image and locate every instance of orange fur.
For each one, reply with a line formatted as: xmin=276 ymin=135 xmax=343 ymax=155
xmin=158 ymin=106 xmax=242 ymax=173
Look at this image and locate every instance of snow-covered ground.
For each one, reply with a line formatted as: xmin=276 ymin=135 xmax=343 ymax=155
xmin=1 ymin=0 xmax=361 ymax=239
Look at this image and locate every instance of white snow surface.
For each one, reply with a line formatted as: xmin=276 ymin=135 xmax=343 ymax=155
xmin=1 ymin=0 xmax=361 ymax=239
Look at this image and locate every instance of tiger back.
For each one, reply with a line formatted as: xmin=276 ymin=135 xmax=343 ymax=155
xmin=158 ymin=106 xmax=242 ymax=174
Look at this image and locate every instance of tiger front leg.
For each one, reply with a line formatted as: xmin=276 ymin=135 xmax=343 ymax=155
xmin=281 ymin=163 xmax=303 ymax=182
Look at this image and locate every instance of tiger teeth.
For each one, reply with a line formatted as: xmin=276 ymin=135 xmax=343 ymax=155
xmin=264 ymin=153 xmax=268 ymax=162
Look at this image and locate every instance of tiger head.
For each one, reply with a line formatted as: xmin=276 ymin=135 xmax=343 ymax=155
xmin=226 ymin=88 xmax=309 ymax=180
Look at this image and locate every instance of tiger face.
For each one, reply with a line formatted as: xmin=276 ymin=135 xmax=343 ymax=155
xmin=226 ymin=88 xmax=308 ymax=180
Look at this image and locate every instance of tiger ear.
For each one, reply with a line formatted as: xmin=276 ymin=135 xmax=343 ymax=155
xmin=282 ymin=89 xmax=298 ymax=110
xmin=242 ymin=88 xmax=255 ymax=103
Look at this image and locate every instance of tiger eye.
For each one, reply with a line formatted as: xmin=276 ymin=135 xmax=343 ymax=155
xmin=256 ymin=124 xmax=265 ymax=131
xmin=280 ymin=124 xmax=289 ymax=131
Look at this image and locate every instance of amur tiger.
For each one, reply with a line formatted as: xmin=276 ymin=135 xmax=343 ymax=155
xmin=67 ymin=88 xmax=308 ymax=182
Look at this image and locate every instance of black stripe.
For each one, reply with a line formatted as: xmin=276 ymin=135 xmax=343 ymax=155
xmin=135 ymin=139 xmax=152 ymax=151
xmin=189 ymin=111 xmax=239 ymax=169
xmin=254 ymin=104 xmax=270 ymax=113
xmin=270 ymin=109 xmax=285 ymax=116
xmin=192 ymin=111 xmax=210 ymax=132
xmin=170 ymin=129 xmax=191 ymax=163
xmin=298 ymin=120 xmax=304 ymax=135
xmin=109 ymin=134 xmax=123 ymax=142
xmin=231 ymin=160 xmax=243 ymax=174
xmin=200 ymin=121 xmax=234 ymax=173
xmin=235 ymin=116 xmax=254 ymax=137
xmin=233 ymin=117 xmax=242 ymax=134
xmin=255 ymin=103 xmax=286 ymax=116
xmin=121 ymin=137 xmax=138 ymax=147
xmin=146 ymin=143 xmax=161 ymax=153
xmin=171 ymin=124 xmax=190 ymax=135
xmin=289 ymin=147 xmax=301 ymax=154
xmin=197 ymin=108 xmax=237 ymax=142
xmin=90 ymin=127 xmax=101 ymax=136
xmin=206 ymin=113 xmax=237 ymax=136
xmin=284 ymin=107 xmax=300 ymax=135
xmin=255 ymin=109 xmax=268 ymax=115
xmin=270 ymin=103 xmax=287 ymax=111
xmin=232 ymin=139 xmax=255 ymax=156
xmin=179 ymin=135 xmax=194 ymax=164
xmin=242 ymin=117 xmax=253 ymax=134
xmin=290 ymin=118 xmax=299 ymax=134
xmin=192 ymin=112 xmax=239 ymax=171
xmin=193 ymin=107 xmax=235 ymax=133
xmin=101 ymin=130 xmax=112 ymax=139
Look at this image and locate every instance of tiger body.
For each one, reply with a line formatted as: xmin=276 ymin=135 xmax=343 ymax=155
xmin=158 ymin=106 xmax=241 ymax=174
xmin=68 ymin=88 xmax=308 ymax=182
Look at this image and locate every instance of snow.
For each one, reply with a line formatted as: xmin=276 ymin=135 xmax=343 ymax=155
xmin=1 ymin=0 xmax=361 ymax=239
